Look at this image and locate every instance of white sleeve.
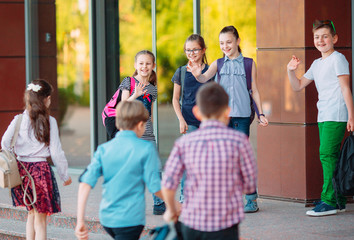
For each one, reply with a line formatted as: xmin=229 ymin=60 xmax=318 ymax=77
xmin=303 ymin=61 xmax=315 ymax=80
xmin=1 ymin=115 xmax=18 ymax=150
xmin=49 ymin=116 xmax=69 ymax=182
xmin=334 ymin=54 xmax=350 ymax=76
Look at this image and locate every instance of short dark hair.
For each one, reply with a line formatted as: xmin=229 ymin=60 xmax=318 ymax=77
xmin=116 ymin=100 xmax=149 ymax=130
xmin=196 ymin=82 xmax=229 ymax=118
xmin=312 ymin=19 xmax=336 ymax=36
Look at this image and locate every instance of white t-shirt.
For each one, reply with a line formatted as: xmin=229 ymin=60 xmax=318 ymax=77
xmin=304 ymin=51 xmax=350 ymax=122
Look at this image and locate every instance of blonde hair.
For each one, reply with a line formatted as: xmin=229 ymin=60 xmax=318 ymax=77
xmin=115 ymin=100 xmax=149 ymax=130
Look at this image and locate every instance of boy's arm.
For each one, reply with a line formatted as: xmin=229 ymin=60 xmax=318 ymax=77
xmin=339 ymin=75 xmax=354 ymax=131
xmin=287 ymin=55 xmax=312 ymax=91
xmin=238 ymin=137 xmax=258 ymax=194
xmin=188 ymin=60 xmax=217 ymax=83
xmin=75 ymin=182 xmax=91 ymax=240
xmin=162 ymin=187 xmax=178 ymax=222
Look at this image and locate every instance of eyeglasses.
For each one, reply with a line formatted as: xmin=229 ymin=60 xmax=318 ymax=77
xmin=185 ymin=49 xmax=202 ymax=54
xmin=313 ymin=20 xmax=336 ymax=34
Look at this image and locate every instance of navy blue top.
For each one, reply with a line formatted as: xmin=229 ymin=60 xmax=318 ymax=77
xmin=172 ymin=65 xmax=213 ymax=127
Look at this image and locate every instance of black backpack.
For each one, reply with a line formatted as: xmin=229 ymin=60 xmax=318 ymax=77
xmin=332 ymin=133 xmax=354 ymax=197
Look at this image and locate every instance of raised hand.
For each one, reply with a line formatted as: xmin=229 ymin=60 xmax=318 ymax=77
xmin=287 ymin=55 xmax=301 ymax=71
xmin=187 ymin=60 xmax=203 ymax=77
xmin=134 ymin=82 xmax=147 ymax=97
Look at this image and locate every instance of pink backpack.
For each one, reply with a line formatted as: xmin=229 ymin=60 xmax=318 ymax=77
xmin=102 ymin=77 xmax=136 ymax=126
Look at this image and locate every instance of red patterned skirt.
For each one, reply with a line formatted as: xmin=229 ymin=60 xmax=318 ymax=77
xmin=11 ymin=161 xmax=61 ymax=215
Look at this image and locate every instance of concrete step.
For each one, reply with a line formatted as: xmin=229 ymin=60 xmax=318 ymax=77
xmin=0 ymin=217 xmax=111 ymax=240
xmin=0 ymin=204 xmax=152 ymax=239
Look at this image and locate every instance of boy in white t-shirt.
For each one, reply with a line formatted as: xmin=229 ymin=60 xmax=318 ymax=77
xmin=287 ymin=19 xmax=354 ymax=217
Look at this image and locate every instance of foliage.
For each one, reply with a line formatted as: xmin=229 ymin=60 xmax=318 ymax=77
xmin=56 ymin=0 xmax=90 ymax=108
xmin=119 ymin=0 xmax=256 ymax=103
xmin=55 ymin=0 xmax=256 ymax=105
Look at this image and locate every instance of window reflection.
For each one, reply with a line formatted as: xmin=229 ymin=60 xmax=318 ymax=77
xmin=56 ymin=0 xmax=90 ymax=168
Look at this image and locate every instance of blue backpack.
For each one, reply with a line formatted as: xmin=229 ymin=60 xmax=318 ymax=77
xmin=216 ymin=57 xmax=260 ymax=123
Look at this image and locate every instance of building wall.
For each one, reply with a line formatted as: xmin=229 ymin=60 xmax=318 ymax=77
xmin=0 ymin=0 xmax=58 ymax=137
xmin=256 ymin=0 xmax=352 ymax=202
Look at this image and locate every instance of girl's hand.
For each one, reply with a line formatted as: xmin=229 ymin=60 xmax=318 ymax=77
xmin=75 ymin=221 xmax=88 ymax=240
xmin=259 ymin=115 xmax=269 ymax=127
xmin=179 ymin=119 xmax=188 ymax=134
xmin=134 ymin=82 xmax=147 ymax=97
xmin=287 ymin=55 xmax=301 ymax=71
xmin=347 ymin=117 xmax=354 ymax=132
xmin=187 ymin=60 xmax=202 ymax=77
xmin=63 ymin=177 xmax=72 ymax=186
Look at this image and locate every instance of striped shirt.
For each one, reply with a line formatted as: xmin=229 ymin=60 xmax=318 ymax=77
xmin=120 ymin=77 xmax=157 ymax=141
xmin=162 ymin=120 xmax=257 ymax=232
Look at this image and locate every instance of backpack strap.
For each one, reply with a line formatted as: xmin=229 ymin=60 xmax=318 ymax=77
xmin=10 ymin=114 xmax=23 ymax=150
xmin=179 ymin=65 xmax=187 ymax=105
xmin=244 ymin=57 xmax=260 ymax=118
xmin=130 ymin=77 xmax=136 ymax=95
xmin=216 ymin=58 xmax=225 ymax=83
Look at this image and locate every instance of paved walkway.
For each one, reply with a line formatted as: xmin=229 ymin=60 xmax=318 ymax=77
xmin=1 ymin=105 xmax=353 ymax=239
xmin=1 ymin=169 xmax=353 ymax=239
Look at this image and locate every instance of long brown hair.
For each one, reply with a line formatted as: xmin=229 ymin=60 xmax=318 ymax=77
xmin=132 ymin=50 xmax=157 ymax=86
xmin=25 ymin=79 xmax=53 ymax=146
xmin=184 ymin=34 xmax=208 ymax=65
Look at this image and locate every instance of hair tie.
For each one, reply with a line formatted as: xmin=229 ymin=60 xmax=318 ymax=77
xmin=27 ymin=83 xmax=42 ymax=92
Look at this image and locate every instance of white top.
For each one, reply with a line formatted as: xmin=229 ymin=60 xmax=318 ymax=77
xmin=304 ymin=51 xmax=350 ymax=122
xmin=1 ymin=110 xmax=69 ymax=182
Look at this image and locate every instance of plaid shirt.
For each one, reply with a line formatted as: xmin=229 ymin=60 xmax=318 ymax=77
xmin=162 ymin=120 xmax=257 ymax=232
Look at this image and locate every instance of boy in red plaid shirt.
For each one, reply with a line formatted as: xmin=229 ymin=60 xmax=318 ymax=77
xmin=162 ymin=82 xmax=258 ymax=239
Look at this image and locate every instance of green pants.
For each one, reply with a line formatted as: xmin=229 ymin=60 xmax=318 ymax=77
xmin=318 ymin=121 xmax=347 ymax=207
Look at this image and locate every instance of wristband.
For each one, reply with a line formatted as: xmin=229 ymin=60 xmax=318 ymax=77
xmin=259 ymin=114 xmax=265 ymax=118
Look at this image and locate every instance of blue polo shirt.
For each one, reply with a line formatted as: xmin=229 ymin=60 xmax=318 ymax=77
xmin=79 ymin=130 xmax=161 ymax=228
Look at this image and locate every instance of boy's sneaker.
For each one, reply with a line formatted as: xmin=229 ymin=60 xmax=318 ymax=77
xmin=306 ymin=201 xmax=337 ymax=216
xmin=244 ymin=193 xmax=259 ymax=213
xmin=153 ymin=202 xmax=166 ymax=215
xmin=336 ymin=203 xmax=346 ymax=213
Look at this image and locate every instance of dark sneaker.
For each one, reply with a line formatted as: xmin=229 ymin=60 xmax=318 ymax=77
xmin=306 ymin=202 xmax=337 ymax=216
xmin=336 ymin=204 xmax=346 ymax=213
xmin=153 ymin=202 xmax=166 ymax=215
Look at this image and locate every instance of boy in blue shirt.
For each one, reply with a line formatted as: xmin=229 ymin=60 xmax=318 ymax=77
xmin=75 ymin=100 xmax=163 ymax=240
xmin=287 ymin=19 xmax=354 ymax=216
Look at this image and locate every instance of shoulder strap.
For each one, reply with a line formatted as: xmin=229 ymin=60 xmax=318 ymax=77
xmin=10 ymin=114 xmax=23 ymax=149
xmin=180 ymin=65 xmax=187 ymax=105
xmin=243 ymin=57 xmax=253 ymax=90
xmin=216 ymin=58 xmax=225 ymax=83
xmin=130 ymin=77 xmax=136 ymax=95
xmin=243 ymin=57 xmax=260 ymax=118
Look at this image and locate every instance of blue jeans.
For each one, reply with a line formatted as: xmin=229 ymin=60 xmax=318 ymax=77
xmin=228 ymin=117 xmax=250 ymax=137
xmin=103 ymin=225 xmax=144 ymax=240
xmin=148 ymin=139 xmax=164 ymax=206
xmin=228 ymin=117 xmax=257 ymax=196
xmin=180 ymin=125 xmax=199 ymax=203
